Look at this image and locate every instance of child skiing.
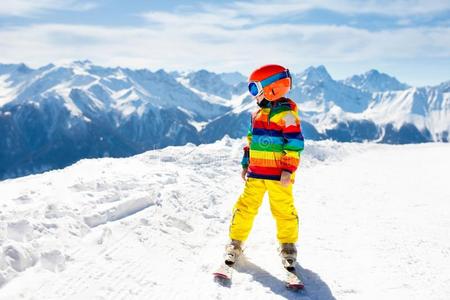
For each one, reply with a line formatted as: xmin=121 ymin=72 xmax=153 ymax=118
xmin=224 ymin=64 xmax=304 ymax=270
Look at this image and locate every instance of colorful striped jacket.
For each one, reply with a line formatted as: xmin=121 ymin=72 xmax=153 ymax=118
xmin=241 ymin=97 xmax=304 ymax=181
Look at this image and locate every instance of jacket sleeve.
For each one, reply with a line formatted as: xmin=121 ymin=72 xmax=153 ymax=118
xmin=280 ymin=107 xmax=304 ymax=173
xmin=241 ymin=116 xmax=253 ymax=169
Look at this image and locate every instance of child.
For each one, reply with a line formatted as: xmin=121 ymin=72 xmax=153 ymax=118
xmin=225 ymin=64 xmax=304 ymax=269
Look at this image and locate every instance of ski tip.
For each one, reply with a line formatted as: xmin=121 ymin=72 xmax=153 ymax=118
xmin=213 ymin=273 xmax=231 ymax=287
xmin=213 ymin=272 xmax=230 ymax=280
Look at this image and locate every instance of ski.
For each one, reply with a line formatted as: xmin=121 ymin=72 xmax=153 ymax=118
xmin=284 ymin=267 xmax=304 ymax=290
xmin=213 ymin=263 xmax=234 ymax=286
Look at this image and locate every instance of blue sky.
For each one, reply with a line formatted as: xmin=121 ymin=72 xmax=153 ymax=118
xmin=0 ymin=0 xmax=449 ymax=86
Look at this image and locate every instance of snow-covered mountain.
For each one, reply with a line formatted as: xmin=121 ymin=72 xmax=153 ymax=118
xmin=218 ymin=71 xmax=247 ymax=86
xmin=0 ymin=61 xmax=237 ymax=179
xmin=183 ymin=69 xmax=234 ymax=100
xmin=203 ymin=65 xmax=450 ymax=144
xmin=0 ymin=61 xmax=449 ymax=180
xmin=342 ymin=69 xmax=410 ymax=92
xmin=1 ymin=138 xmax=449 ymax=299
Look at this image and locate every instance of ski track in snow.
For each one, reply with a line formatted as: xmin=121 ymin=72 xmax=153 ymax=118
xmin=0 ymin=138 xmax=449 ymax=299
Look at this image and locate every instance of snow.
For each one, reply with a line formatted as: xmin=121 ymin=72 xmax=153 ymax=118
xmin=0 ymin=139 xmax=449 ymax=299
xmin=0 ymin=75 xmax=19 ymax=106
xmin=1 ymin=62 xmax=449 ymax=144
xmin=342 ymin=69 xmax=410 ymax=93
xmin=0 ymin=62 xmax=229 ymax=127
xmin=188 ymin=119 xmax=208 ymax=131
xmin=229 ymin=93 xmax=251 ymax=109
xmin=364 ymin=87 xmax=450 ymax=136
xmin=176 ymin=76 xmax=231 ymax=107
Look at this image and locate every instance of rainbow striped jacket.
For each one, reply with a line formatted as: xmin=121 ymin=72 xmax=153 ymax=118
xmin=241 ymin=97 xmax=304 ymax=181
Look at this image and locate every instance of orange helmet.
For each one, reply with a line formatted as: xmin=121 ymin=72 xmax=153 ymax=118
xmin=248 ymin=64 xmax=292 ymax=101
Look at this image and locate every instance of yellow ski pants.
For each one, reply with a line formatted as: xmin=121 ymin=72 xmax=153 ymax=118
xmin=229 ymin=178 xmax=298 ymax=243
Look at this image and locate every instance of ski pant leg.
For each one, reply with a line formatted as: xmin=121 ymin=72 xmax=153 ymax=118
xmin=229 ymin=178 xmax=266 ymax=242
xmin=266 ymin=180 xmax=299 ymax=243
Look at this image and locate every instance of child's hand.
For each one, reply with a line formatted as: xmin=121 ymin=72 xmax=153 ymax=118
xmin=241 ymin=168 xmax=248 ymax=181
xmin=280 ymin=171 xmax=292 ymax=187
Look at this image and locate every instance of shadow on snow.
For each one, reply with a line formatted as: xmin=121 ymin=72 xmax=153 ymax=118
xmin=235 ymin=256 xmax=335 ymax=300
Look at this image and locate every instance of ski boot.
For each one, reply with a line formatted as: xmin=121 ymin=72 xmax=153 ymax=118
xmin=224 ymin=239 xmax=242 ymax=266
xmin=279 ymin=243 xmax=297 ymax=270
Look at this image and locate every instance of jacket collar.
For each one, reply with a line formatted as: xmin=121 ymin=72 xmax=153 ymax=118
xmin=258 ymin=97 xmax=289 ymax=108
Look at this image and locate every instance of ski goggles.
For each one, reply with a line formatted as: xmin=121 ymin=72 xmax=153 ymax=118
xmin=248 ymin=69 xmax=291 ymax=97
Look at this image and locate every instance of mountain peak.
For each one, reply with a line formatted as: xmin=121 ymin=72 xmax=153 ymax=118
xmin=0 ymin=63 xmax=33 ymax=75
xmin=72 ymin=59 xmax=93 ymax=66
xmin=218 ymin=72 xmax=246 ymax=86
xmin=437 ymin=80 xmax=450 ymax=92
xmin=16 ymin=63 xmax=33 ymax=73
xmin=58 ymin=60 xmax=93 ymax=71
xmin=38 ymin=63 xmax=56 ymax=72
xmin=187 ymin=69 xmax=222 ymax=82
xmin=301 ymin=65 xmax=333 ymax=82
xmin=365 ymin=69 xmax=380 ymax=76
xmin=190 ymin=69 xmax=215 ymax=78
xmin=185 ymin=69 xmax=233 ymax=99
xmin=155 ymin=68 xmax=169 ymax=75
xmin=343 ymin=69 xmax=410 ymax=93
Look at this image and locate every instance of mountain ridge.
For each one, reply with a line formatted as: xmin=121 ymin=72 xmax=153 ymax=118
xmin=0 ymin=61 xmax=449 ymax=179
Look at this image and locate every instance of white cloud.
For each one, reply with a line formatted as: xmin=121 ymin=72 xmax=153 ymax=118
xmin=231 ymin=0 xmax=450 ymax=17
xmin=0 ymin=0 xmax=449 ymax=85
xmin=0 ymin=0 xmax=97 ymax=17
xmin=142 ymin=10 xmax=252 ymax=29
xmin=0 ymin=21 xmax=448 ymax=75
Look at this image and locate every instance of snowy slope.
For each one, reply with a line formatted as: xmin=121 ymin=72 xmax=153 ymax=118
xmin=1 ymin=138 xmax=449 ymax=299
xmin=365 ymin=87 xmax=450 ymax=140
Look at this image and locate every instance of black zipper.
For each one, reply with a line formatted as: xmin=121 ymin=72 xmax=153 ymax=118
xmin=267 ymin=101 xmax=272 ymax=127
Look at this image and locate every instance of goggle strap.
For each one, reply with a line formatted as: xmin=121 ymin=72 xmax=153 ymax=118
xmin=260 ymin=70 xmax=291 ymax=89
